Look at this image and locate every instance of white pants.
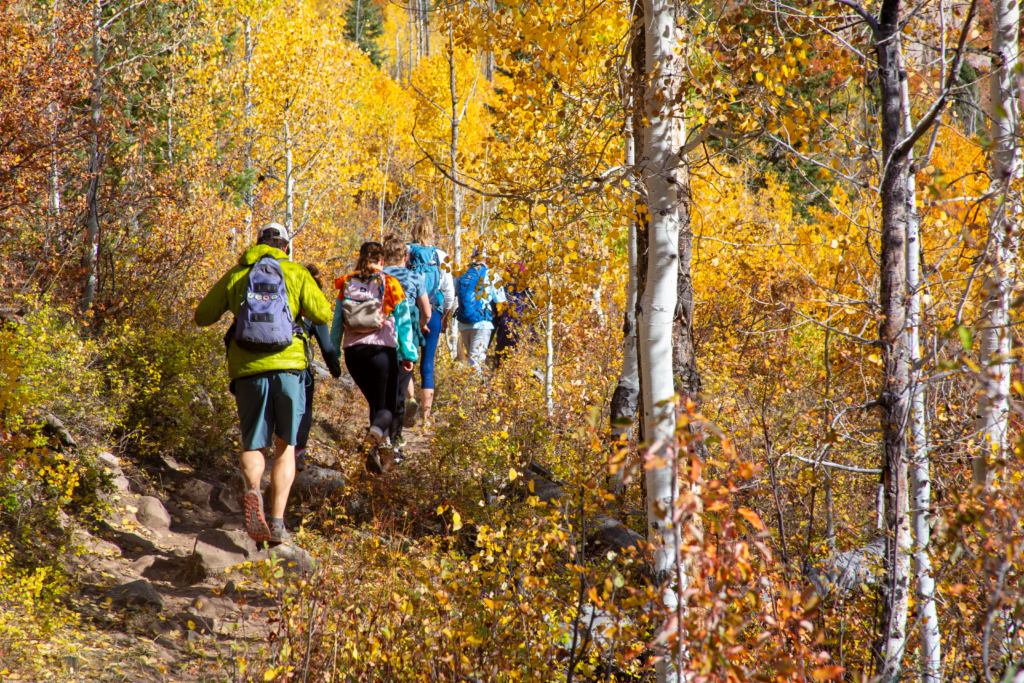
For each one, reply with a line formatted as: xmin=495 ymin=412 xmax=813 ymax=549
xmin=458 ymin=328 xmax=491 ymax=371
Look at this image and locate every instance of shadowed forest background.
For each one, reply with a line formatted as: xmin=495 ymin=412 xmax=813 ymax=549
xmin=1 ymin=0 xmax=1023 ymax=681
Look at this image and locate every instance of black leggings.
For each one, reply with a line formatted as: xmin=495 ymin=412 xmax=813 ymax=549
xmin=392 ymin=366 xmax=415 ymax=441
xmin=344 ymin=344 xmax=398 ymax=436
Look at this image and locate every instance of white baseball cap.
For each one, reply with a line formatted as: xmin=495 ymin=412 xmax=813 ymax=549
xmin=257 ymin=222 xmax=291 ymax=243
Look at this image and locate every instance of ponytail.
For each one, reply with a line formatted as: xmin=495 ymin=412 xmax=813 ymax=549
xmin=355 ymin=241 xmax=385 ymax=279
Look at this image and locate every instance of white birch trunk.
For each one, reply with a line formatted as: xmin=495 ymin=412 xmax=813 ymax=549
xmin=974 ymin=0 xmax=1021 ymax=486
xmin=900 ymin=53 xmax=941 ymax=683
xmin=610 ymin=118 xmax=640 ymax=491
xmin=639 ymin=0 xmax=681 ymax=679
xmin=242 ymin=15 xmax=254 ymax=246
xmin=285 ymin=113 xmax=294 ymax=236
xmin=80 ymin=0 xmax=103 ymax=312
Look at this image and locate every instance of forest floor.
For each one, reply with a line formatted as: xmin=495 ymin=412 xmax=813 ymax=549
xmin=33 ymin=370 xmax=435 ymax=682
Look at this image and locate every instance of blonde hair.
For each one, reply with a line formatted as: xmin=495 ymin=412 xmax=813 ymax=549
xmin=410 ymin=216 xmax=435 ymax=246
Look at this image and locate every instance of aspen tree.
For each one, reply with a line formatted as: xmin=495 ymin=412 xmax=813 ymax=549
xmin=638 ymin=0 xmax=683 ymax=680
xmin=973 ymin=0 xmax=1021 ymax=487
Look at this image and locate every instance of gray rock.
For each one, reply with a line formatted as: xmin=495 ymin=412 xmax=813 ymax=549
xmin=160 ymin=455 xmax=191 ymax=472
xmin=138 ymin=557 xmax=184 ymax=582
xmin=807 ymin=537 xmax=885 ymax=596
xmin=261 ymin=543 xmax=317 ymax=575
xmin=588 ymin=515 xmax=644 ymax=554
xmin=106 ymin=579 xmax=164 ymax=608
xmin=217 ymin=485 xmax=242 ymax=513
xmin=97 ymin=452 xmax=130 ymax=494
xmin=178 ymin=479 xmax=215 ymax=509
xmin=188 ymin=595 xmax=237 ymax=619
xmin=108 ymin=530 xmax=158 ymax=555
xmin=194 ymin=529 xmax=257 ymax=570
xmin=135 ymin=496 xmax=171 ymax=532
xmin=293 ymin=466 xmax=346 ymax=497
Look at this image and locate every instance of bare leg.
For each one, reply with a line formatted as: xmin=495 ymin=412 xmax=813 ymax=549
xmin=269 ymin=437 xmax=295 ymax=519
xmin=240 ymin=450 xmax=265 ymax=490
xmin=406 ymin=376 xmax=416 ymax=401
xmin=421 ymin=388 xmax=434 ymax=422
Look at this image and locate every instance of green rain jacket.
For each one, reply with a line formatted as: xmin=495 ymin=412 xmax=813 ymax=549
xmin=194 ymin=245 xmax=332 ymax=379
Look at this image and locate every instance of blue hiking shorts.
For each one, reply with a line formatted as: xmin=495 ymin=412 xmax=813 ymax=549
xmin=234 ymin=371 xmax=305 ymax=450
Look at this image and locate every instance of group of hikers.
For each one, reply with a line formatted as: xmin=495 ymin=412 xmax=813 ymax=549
xmin=193 ymin=217 xmax=530 ymax=545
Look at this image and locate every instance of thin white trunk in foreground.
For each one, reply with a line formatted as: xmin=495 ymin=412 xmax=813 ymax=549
xmin=974 ymin=0 xmax=1021 ymax=487
xmin=900 ymin=54 xmax=941 ymax=683
xmin=639 ymin=0 xmax=681 ymax=679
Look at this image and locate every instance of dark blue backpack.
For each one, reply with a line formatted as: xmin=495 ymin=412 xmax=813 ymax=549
xmin=233 ymin=256 xmax=297 ymax=352
xmin=408 ymin=244 xmax=442 ymax=309
xmin=456 ymin=264 xmax=491 ymax=325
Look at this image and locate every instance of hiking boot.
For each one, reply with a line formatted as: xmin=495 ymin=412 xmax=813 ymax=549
xmin=390 ymin=447 xmax=405 ymax=466
xmin=270 ymin=526 xmax=292 ymax=544
xmin=404 ymin=399 xmax=419 ymax=428
xmin=365 ymin=446 xmax=384 ymax=475
xmin=366 ymin=425 xmax=385 ymax=447
xmin=243 ymin=487 xmax=272 ymax=543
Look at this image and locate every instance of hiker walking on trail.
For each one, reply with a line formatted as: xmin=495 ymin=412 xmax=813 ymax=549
xmin=194 ymin=223 xmax=331 ymax=544
xmin=494 ymin=264 xmax=534 ymax=369
xmin=331 ymin=241 xmax=419 ymax=474
xmin=456 ymin=250 xmax=506 ymax=372
xmin=406 ymin=216 xmax=454 ymax=424
xmin=295 ymin=265 xmax=343 ymax=472
xmin=382 ymin=234 xmax=431 ymax=455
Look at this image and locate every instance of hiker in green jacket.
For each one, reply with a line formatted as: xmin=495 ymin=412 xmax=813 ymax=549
xmin=194 ymin=223 xmax=331 ymax=544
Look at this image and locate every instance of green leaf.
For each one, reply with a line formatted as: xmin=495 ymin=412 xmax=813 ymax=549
xmin=956 ymin=326 xmax=973 ymax=351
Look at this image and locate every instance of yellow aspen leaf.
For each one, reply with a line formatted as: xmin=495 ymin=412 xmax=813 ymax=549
xmin=452 ymin=511 xmax=463 ymax=531
xmin=509 ymin=467 xmax=518 ymax=481
xmin=812 ymin=667 xmax=845 ymax=681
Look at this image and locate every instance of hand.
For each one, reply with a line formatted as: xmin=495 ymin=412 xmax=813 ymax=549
xmin=421 ymin=323 xmax=430 ymax=333
xmin=401 ymin=360 xmax=414 ymax=372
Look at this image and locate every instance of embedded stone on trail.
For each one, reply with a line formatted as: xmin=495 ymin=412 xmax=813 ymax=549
xmin=261 ymin=543 xmax=317 ymax=575
xmin=188 ymin=595 xmax=238 ymax=619
xmin=178 ymin=479 xmax=215 ymax=509
xmin=106 ymin=579 xmax=164 ymax=608
xmin=216 ymin=485 xmax=242 ymax=513
xmin=97 ymin=451 xmax=130 ymax=494
xmin=293 ymin=466 xmax=346 ymax=497
xmin=194 ymin=529 xmax=256 ymax=570
xmin=135 ymin=496 xmax=172 ymax=532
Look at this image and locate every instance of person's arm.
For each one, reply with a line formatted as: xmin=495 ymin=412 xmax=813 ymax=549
xmin=193 ymin=269 xmax=234 ymax=327
xmin=416 ymin=293 xmax=431 ymax=331
xmin=392 ymin=298 xmax=420 ymax=364
xmin=330 ymin=300 xmax=344 ymax=351
xmin=311 ymin=322 xmax=342 ymax=377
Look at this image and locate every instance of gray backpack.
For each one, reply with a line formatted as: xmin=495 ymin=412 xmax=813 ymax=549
xmin=233 ymin=256 xmax=297 ymax=352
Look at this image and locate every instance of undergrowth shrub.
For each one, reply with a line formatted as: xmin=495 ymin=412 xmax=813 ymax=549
xmin=109 ymin=299 xmax=237 ymax=467
xmin=0 ymin=306 xmax=116 ymax=673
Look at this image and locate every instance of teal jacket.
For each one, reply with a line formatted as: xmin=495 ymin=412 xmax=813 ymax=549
xmin=194 ymin=245 xmax=332 ymax=378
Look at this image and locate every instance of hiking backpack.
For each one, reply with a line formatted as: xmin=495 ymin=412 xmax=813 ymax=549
xmin=407 ymin=244 xmax=442 ymax=309
xmin=456 ymin=264 xmax=492 ymax=325
xmin=341 ymin=273 xmax=387 ymax=333
xmin=234 ymin=256 xmax=298 ymax=352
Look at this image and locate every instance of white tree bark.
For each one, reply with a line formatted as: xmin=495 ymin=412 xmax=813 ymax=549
xmin=285 ymin=111 xmax=294 ymax=235
xmin=610 ymin=116 xmax=640 ymax=491
xmin=545 ymin=276 xmax=555 ymax=417
xmin=639 ymin=0 xmax=681 ymax=679
xmin=80 ymin=0 xmax=103 ymax=312
xmin=900 ymin=52 xmax=941 ymax=683
xmin=974 ymin=0 xmax=1021 ymax=486
xmin=241 ymin=15 xmax=254 ymax=246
